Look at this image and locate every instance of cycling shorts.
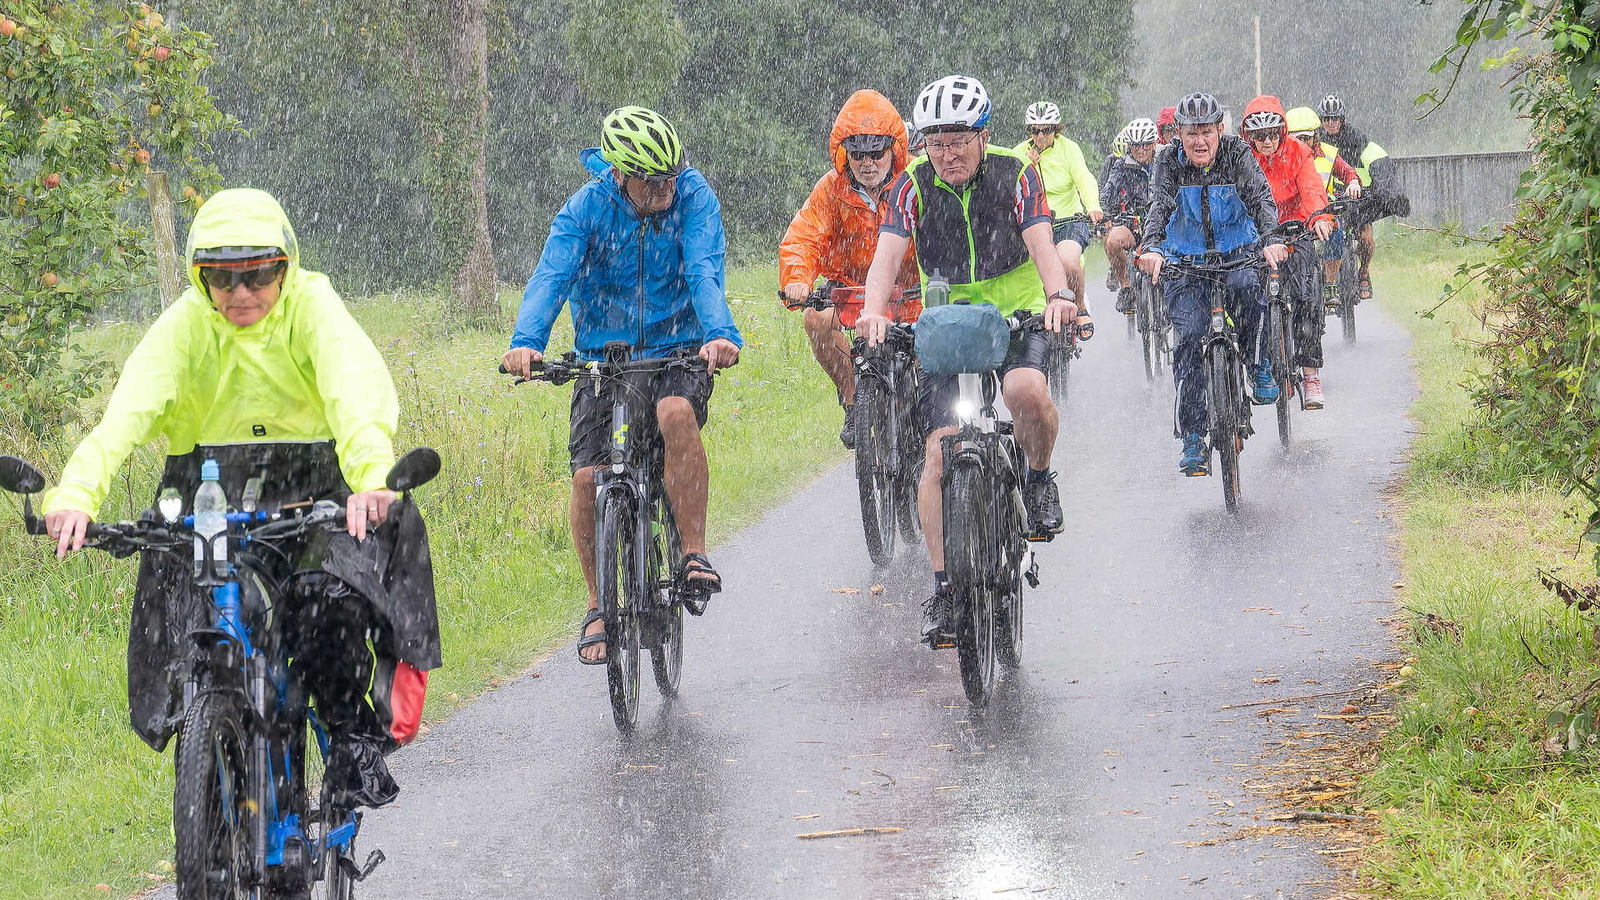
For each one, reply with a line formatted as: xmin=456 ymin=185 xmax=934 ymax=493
xmin=1052 ymin=217 xmax=1092 ymax=250
xmin=568 ymin=358 xmax=713 ymax=473
xmin=919 ymin=330 xmax=1052 ymax=435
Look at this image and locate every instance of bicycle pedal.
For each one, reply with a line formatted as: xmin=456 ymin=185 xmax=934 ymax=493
xmin=338 ymin=849 xmax=386 ymax=882
xmin=1027 ymin=531 xmax=1055 ymax=544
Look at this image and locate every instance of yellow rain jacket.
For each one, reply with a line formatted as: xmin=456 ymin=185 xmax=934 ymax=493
xmin=44 ymin=189 xmax=398 ymax=515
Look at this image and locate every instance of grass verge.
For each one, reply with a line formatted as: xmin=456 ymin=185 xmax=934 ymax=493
xmin=0 ymin=266 xmax=842 ymax=899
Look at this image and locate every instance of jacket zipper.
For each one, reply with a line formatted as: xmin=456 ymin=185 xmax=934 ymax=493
xmin=636 ymin=218 xmax=646 ymax=351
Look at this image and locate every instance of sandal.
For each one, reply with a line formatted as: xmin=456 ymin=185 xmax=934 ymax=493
xmin=1358 ymin=275 xmax=1372 ymax=300
xmin=679 ymin=552 xmax=722 ymax=598
xmin=575 ymin=607 xmax=607 ymax=665
xmin=1074 ymin=314 xmax=1095 ymax=342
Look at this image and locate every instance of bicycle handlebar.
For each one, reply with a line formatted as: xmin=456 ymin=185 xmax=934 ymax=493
xmin=500 ymin=351 xmax=710 ymax=386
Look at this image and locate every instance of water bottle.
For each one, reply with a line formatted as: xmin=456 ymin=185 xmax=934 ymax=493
xmin=925 ymin=269 xmax=950 ymax=308
xmin=193 ymin=458 xmax=228 ymax=578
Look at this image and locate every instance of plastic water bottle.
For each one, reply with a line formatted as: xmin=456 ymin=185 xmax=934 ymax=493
xmin=925 ymin=269 xmax=950 ymax=308
xmin=193 ymin=459 xmax=228 ymax=578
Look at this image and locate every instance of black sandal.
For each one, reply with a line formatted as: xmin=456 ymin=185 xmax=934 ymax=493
xmin=576 ymin=607 xmax=607 ymax=665
xmin=679 ymin=552 xmax=722 ymax=598
xmin=1075 ymin=314 xmax=1095 ymax=342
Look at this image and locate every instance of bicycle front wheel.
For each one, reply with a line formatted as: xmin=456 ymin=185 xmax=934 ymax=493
xmin=944 ymin=461 xmax=997 ymax=705
xmin=1136 ymin=277 xmax=1157 ymax=381
xmin=853 ymin=377 xmax=898 ymax=565
xmin=1047 ymin=332 xmax=1073 ymax=405
xmin=596 ymin=492 xmax=642 ymax=730
xmin=1206 ymin=349 xmax=1243 ymax=513
xmin=174 ymin=690 xmax=252 ymax=900
xmin=648 ymin=498 xmax=684 ymax=698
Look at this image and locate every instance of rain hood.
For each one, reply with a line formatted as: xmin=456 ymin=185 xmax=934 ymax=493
xmin=829 ymin=89 xmax=910 ymax=179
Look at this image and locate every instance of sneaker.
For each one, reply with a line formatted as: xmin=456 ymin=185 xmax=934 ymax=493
xmin=1303 ymin=374 xmax=1325 ymax=409
xmin=840 ymin=403 xmax=857 ymax=449
xmin=1179 ymin=432 xmax=1209 ymax=476
xmin=921 ymin=583 xmax=955 ymax=649
xmin=1115 ymin=286 xmax=1135 ymax=314
xmin=1250 ymin=362 xmax=1280 ymax=405
xmin=1322 ymin=281 xmax=1339 ymax=312
xmin=1104 ymin=268 xmax=1118 ymax=291
xmin=1025 ymin=472 xmax=1064 ymax=537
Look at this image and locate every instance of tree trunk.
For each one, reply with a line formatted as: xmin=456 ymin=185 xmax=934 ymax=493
xmin=450 ymin=0 xmax=496 ymax=326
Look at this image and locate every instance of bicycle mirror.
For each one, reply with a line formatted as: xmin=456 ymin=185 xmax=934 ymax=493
xmin=386 ymin=448 xmax=442 ymax=493
xmin=0 ymin=455 xmax=45 ymax=494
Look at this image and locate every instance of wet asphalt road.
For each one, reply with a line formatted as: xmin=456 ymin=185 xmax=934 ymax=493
xmin=159 ymin=287 xmax=1414 ymax=899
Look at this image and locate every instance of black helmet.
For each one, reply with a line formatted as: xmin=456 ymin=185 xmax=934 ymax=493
xmin=1173 ymin=92 xmax=1223 ymax=126
xmin=1316 ymin=94 xmax=1346 ymax=118
xmin=840 ymin=134 xmax=895 ymax=153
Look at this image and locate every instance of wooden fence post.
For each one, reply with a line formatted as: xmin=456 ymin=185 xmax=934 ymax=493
xmin=146 ymin=171 xmax=183 ymax=307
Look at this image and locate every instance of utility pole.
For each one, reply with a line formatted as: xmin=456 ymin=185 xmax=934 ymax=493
xmin=1254 ymin=16 xmax=1263 ymax=97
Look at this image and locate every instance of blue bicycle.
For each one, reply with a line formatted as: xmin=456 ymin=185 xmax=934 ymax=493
xmin=0 ymin=448 xmax=439 ymax=900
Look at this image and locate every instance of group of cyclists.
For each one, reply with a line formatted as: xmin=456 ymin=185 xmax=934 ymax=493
xmin=26 ymin=75 xmax=1401 ymax=819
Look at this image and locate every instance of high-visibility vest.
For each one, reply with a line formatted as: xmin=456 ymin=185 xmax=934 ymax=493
xmin=1312 ymin=142 xmax=1341 ymax=198
xmin=1356 ymin=140 xmax=1388 ymax=187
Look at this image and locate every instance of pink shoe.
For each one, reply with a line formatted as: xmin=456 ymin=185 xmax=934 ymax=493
xmin=1303 ymin=375 xmax=1325 ymax=409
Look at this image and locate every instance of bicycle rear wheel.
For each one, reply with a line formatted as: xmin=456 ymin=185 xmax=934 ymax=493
xmin=648 ymin=499 xmax=684 ymax=698
xmin=596 ymin=492 xmax=642 ymax=730
xmin=895 ymin=384 xmax=924 ymax=544
xmin=853 ymin=378 xmax=898 ymax=566
xmin=1338 ymin=243 xmax=1360 ymax=343
xmin=1267 ymin=300 xmax=1292 ymax=449
xmin=1206 ymin=350 xmax=1243 ymax=513
xmin=945 ymin=461 xmax=997 ymax=705
xmin=174 ymin=690 xmax=252 ymax=900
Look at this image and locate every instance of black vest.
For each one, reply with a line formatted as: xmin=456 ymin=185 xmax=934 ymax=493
xmin=910 ymin=150 xmax=1032 ymax=285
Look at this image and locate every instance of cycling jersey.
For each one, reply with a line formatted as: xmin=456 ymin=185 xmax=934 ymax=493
xmin=1099 ymin=154 xmax=1154 ymax=219
xmin=779 ymin=89 xmax=921 ymax=317
xmin=511 ymin=149 xmax=744 ymax=360
xmin=1140 ymin=135 xmax=1279 ymax=258
xmin=1012 ymin=135 xmax=1101 ymax=221
xmin=1242 ymin=96 xmax=1332 ymax=228
xmin=881 ymin=146 xmax=1052 ymax=314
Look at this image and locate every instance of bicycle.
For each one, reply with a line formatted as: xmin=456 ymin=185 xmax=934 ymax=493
xmin=917 ymin=307 xmax=1045 ymax=705
xmin=1102 ymin=213 xmax=1170 ymax=383
xmin=1265 ymin=220 xmax=1318 ymax=448
xmin=0 ymin=447 xmax=441 ymax=900
xmin=1326 ymin=198 xmax=1361 ymax=343
xmin=783 ymin=285 xmax=923 ymax=566
xmin=1166 ymin=253 xmax=1263 ymax=512
xmin=505 ymin=344 xmax=706 ymax=731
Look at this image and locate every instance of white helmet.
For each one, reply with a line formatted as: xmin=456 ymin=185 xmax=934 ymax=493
xmin=1025 ymin=101 xmax=1061 ymax=126
xmin=913 ymin=75 xmax=991 ymax=132
xmin=1124 ymin=117 xmax=1159 ymax=145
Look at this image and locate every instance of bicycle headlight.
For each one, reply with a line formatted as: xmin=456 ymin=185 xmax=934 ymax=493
xmin=954 ymin=399 xmax=976 ymax=421
xmin=158 ymin=487 xmax=182 ymax=523
xmin=1210 ymin=310 xmax=1226 ymax=332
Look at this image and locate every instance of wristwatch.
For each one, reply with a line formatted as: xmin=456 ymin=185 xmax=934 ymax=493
xmin=1047 ymin=290 xmax=1076 ymax=305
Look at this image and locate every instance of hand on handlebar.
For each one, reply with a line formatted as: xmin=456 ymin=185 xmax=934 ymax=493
xmin=1043 ymin=298 xmax=1079 ymax=333
xmin=1262 ymin=243 xmax=1289 ymax=270
xmin=501 ymin=346 xmax=544 ymax=380
xmin=1313 ymin=218 xmax=1334 ymax=242
xmin=45 ymin=509 xmax=91 ymax=559
xmin=857 ymin=312 xmax=891 ymax=347
xmin=1137 ymin=251 xmax=1165 ymax=284
xmin=1346 ymin=181 xmax=1362 ymax=200
xmin=782 ymin=282 xmax=812 ymax=305
xmin=699 ymin=338 xmax=740 ymax=374
xmin=346 ymin=489 xmax=397 ymax=542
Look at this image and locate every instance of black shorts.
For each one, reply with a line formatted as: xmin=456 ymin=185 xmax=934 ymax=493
xmin=1051 ymin=217 xmax=1092 ymax=250
xmin=918 ymin=329 xmax=1052 ymax=435
xmin=568 ymin=360 xmax=713 ymax=472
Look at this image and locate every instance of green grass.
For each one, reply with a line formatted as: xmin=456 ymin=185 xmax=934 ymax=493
xmin=1359 ymin=227 xmax=1600 ymax=898
xmin=0 ymin=266 xmax=843 ymax=899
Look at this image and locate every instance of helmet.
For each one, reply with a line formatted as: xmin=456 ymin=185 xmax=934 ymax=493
xmin=1316 ymin=94 xmax=1345 ymax=118
xmin=1241 ymin=109 xmax=1284 ymax=133
xmin=1025 ymin=101 xmax=1061 ymax=126
xmin=1285 ymin=106 xmax=1321 ymax=134
xmin=600 ymin=106 xmax=686 ymax=179
xmin=841 ymin=134 xmax=895 ymax=153
xmin=1173 ymin=92 xmax=1223 ymax=126
xmin=905 ymin=119 xmax=925 ymax=153
xmin=193 ymin=245 xmax=288 ymax=266
xmin=1124 ymin=117 xmax=1159 ymax=145
xmin=1112 ymin=127 xmax=1130 ymax=157
xmin=913 ymin=75 xmax=991 ymax=132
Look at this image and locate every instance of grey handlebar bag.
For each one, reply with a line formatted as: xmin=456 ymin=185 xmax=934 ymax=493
xmin=914 ymin=302 xmax=1009 ymax=374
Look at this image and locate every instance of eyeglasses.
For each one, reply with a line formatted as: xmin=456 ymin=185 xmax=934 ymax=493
xmin=923 ymin=133 xmax=983 ymax=154
xmin=847 ymin=148 xmax=889 ymax=161
xmin=199 ymin=261 xmax=286 ymax=292
xmin=1028 ymin=126 xmax=1056 ymax=135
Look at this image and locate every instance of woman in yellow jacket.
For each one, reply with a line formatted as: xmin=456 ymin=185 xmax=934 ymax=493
xmin=1015 ymin=101 xmax=1101 ymax=322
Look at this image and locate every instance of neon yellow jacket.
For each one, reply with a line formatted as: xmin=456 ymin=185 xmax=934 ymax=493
xmin=1013 ymin=136 xmax=1102 ymax=220
xmin=43 ymin=189 xmax=398 ymax=515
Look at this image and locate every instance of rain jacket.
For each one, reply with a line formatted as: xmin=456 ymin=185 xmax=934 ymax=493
xmin=1140 ymin=134 xmax=1279 ymax=258
xmin=1012 ymin=134 xmax=1101 ymax=220
xmin=1242 ymin=95 xmax=1332 ymax=230
xmin=511 ymin=150 xmax=743 ymax=360
xmin=42 ymin=188 xmax=440 ymax=750
xmin=778 ymin=90 xmax=921 ymax=318
xmin=1100 ymin=153 xmax=1154 ymax=218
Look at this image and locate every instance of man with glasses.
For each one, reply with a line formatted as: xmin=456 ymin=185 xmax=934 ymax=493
xmin=42 ymin=187 xmax=440 ymax=808
xmin=857 ymin=75 xmax=1078 ymax=648
xmin=781 ymin=89 xmax=921 ymax=448
xmin=502 ymin=106 xmax=742 ymax=666
xmin=1015 ymin=101 xmax=1100 ymax=330
xmin=1315 ymin=94 xmax=1396 ymax=300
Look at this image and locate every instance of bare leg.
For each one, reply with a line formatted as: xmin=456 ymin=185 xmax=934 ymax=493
xmin=1055 ymin=240 xmax=1087 ymax=311
xmin=1357 ymin=223 xmax=1375 ymax=277
xmin=657 ymin=396 xmax=709 ymax=558
xmin=1104 ymin=226 xmax=1135 ymax=289
xmin=802 ymin=307 xmax=855 ymax=402
xmin=570 ymin=466 xmax=604 ymax=661
xmin=1002 ymin=367 xmax=1057 ymax=471
xmin=1323 ymin=258 xmax=1341 ymax=288
xmin=918 ymin=426 xmax=957 ymax=571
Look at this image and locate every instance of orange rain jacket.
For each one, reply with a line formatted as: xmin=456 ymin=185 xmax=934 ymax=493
xmin=1242 ymin=95 xmax=1333 ymax=230
xmin=779 ymin=89 xmax=921 ymax=320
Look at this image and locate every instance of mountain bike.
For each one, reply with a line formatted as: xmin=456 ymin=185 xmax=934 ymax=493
xmin=784 ymin=285 xmax=923 ymax=566
xmin=0 ymin=448 xmax=440 ymax=900
xmin=922 ymin=310 xmax=1044 ymax=705
xmin=1265 ymin=220 xmax=1317 ymax=448
xmin=506 ymin=344 xmax=706 ymax=731
xmin=1167 ymin=253 xmax=1262 ymax=512
xmin=1328 ymin=199 xmax=1361 ymax=343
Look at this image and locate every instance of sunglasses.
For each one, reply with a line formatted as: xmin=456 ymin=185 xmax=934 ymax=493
xmin=848 ymin=148 xmax=889 ymax=161
xmin=1246 ymin=131 xmax=1280 ymax=142
xmin=1028 ymin=126 xmax=1056 ymax=135
xmin=199 ymin=261 xmax=286 ymax=291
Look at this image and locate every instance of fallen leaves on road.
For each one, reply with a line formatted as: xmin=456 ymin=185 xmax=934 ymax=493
xmin=870 ymin=584 xmax=885 ymax=595
xmin=797 ymin=827 xmax=904 ymax=840
xmin=831 ymin=587 xmax=861 ymax=594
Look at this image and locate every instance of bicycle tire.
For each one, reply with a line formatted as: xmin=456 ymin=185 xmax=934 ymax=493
xmin=1048 ymin=332 xmax=1073 ymax=405
xmin=174 ymin=690 xmax=252 ymax=900
xmin=894 ymin=374 xmax=924 ymax=544
xmin=995 ymin=446 xmax=1026 ymax=671
xmin=1340 ymin=292 xmax=1358 ymax=343
xmin=1136 ymin=277 xmax=1156 ymax=382
xmin=1206 ymin=349 xmax=1243 ymax=513
xmin=1267 ymin=300 xmax=1292 ymax=449
xmin=596 ymin=492 xmax=641 ymax=730
xmin=648 ymin=498 xmax=684 ymax=697
xmin=853 ymin=378 xmax=898 ymax=565
xmin=945 ymin=461 xmax=997 ymax=705
xmin=1338 ymin=242 xmax=1360 ymax=343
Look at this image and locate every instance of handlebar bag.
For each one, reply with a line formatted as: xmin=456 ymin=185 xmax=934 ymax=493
xmin=914 ymin=302 xmax=1010 ymax=374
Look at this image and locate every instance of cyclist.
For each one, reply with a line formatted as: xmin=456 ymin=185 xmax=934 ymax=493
xmin=1157 ymin=106 xmax=1179 ymax=146
xmin=906 ymin=119 xmax=926 ymax=158
xmin=1136 ymin=92 xmax=1286 ymax=476
xmin=1241 ymin=96 xmax=1336 ymax=409
xmin=1287 ymin=105 xmax=1363 ymax=313
xmin=502 ymin=107 xmax=742 ymax=666
xmin=1015 ymin=100 xmax=1101 ymax=322
xmin=857 ymin=75 xmax=1079 ymax=647
xmin=1101 ymin=118 xmax=1159 ymax=313
xmin=781 ymin=89 xmax=921 ymax=448
xmin=41 ymin=188 xmax=439 ymax=808
xmin=1315 ymin=94 xmax=1401 ymax=300
xmin=1097 ymin=123 xmax=1131 ymax=184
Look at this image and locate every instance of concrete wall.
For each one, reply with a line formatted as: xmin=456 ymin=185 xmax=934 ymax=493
xmin=1389 ymin=150 xmax=1532 ymax=232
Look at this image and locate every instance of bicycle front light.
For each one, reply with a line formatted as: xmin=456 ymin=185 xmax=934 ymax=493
xmin=954 ymin=399 xmax=976 ymax=421
xmin=1210 ymin=310 xmax=1226 ymax=332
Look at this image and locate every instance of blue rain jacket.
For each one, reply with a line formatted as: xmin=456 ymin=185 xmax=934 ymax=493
xmin=511 ymin=149 xmax=743 ymax=360
xmin=1140 ymin=134 xmax=1278 ymax=259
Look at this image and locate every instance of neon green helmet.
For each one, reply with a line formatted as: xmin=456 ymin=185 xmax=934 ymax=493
xmin=600 ymin=106 xmax=686 ymax=179
xmin=1285 ymin=106 xmax=1320 ymax=135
